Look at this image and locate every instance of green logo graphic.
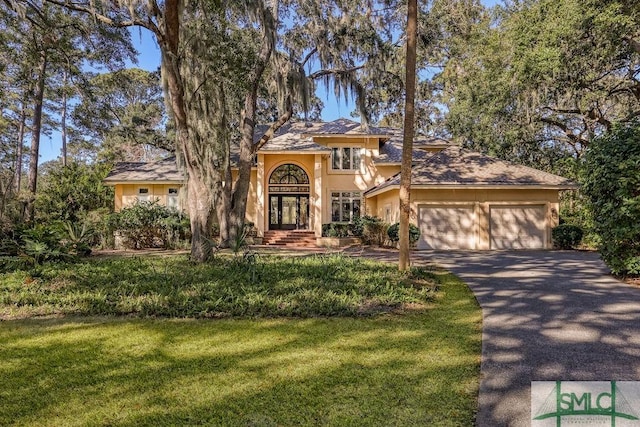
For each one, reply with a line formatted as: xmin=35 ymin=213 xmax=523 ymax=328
xmin=533 ymin=381 xmax=639 ymax=427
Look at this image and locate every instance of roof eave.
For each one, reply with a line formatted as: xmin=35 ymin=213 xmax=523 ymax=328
xmin=257 ymin=150 xmax=330 ymax=155
xmin=304 ymin=134 xmax=391 ymax=139
xmin=365 ymin=183 xmax=578 ymax=198
xmin=103 ymin=179 xmax=184 ymax=186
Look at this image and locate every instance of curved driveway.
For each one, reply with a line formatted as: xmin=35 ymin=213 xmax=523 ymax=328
xmin=420 ymin=250 xmax=640 ymax=427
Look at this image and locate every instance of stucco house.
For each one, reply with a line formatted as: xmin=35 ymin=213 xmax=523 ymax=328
xmin=104 ymin=118 xmax=576 ymax=249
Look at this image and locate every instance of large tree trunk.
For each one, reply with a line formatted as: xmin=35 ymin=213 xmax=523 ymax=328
xmin=186 ymin=165 xmax=215 ymax=260
xmin=229 ymin=3 xmax=277 ymax=242
xmin=61 ymin=69 xmax=68 ymax=166
xmin=160 ymin=0 xmax=221 ymax=261
xmin=14 ymin=103 xmax=26 ymax=193
xmin=26 ymin=48 xmax=48 ymax=222
xmin=399 ymin=0 xmax=418 ymax=271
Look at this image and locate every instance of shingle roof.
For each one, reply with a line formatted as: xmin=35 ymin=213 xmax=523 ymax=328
xmin=295 ymin=118 xmax=388 ymax=136
xmin=374 ymin=130 xmax=451 ymax=164
xmin=259 ymin=133 xmax=332 ymax=153
xmin=104 ymin=157 xmax=183 ymax=183
xmin=365 ymin=146 xmax=577 ymax=195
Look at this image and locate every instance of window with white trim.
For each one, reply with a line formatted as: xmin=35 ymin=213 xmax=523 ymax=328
xmin=331 ymin=191 xmax=362 ymax=222
xmin=137 ymin=188 xmax=150 ymax=203
xmin=384 ymin=204 xmax=392 ymax=223
xmin=167 ymin=188 xmax=179 ymax=209
xmin=331 ymin=147 xmax=364 ymax=170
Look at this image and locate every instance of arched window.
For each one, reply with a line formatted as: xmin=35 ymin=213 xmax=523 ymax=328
xmin=269 ymin=164 xmax=310 ymax=193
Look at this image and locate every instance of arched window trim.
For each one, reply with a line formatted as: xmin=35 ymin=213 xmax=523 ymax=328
xmin=268 ymin=164 xmax=310 ymax=193
xmin=269 ymin=164 xmax=309 ymax=185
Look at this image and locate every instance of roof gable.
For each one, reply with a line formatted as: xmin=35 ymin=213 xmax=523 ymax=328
xmin=104 ymin=157 xmax=183 ymax=183
xmin=366 ymin=146 xmax=577 ymax=195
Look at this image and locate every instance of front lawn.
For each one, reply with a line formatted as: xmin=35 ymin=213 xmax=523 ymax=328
xmin=0 ymin=254 xmax=481 ymax=426
xmin=1 ymin=254 xmax=437 ymax=319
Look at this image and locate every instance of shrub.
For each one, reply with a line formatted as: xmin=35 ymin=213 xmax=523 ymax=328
xmin=387 ymin=222 xmax=420 ymax=245
xmin=16 ymin=224 xmax=71 ymax=266
xmin=582 ymin=120 xmax=640 ymax=276
xmin=357 ymin=215 xmax=389 ymax=246
xmin=552 ymin=224 xmax=583 ymax=249
xmin=322 ymin=223 xmax=353 ymax=238
xmin=113 ymin=201 xmax=190 ymax=249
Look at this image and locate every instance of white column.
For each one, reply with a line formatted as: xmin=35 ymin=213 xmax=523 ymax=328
xmin=256 ymin=153 xmax=265 ymax=237
xmin=314 ymin=154 xmax=323 ymax=237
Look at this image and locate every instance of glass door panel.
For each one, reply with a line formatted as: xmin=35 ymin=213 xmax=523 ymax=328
xmin=299 ymin=196 xmax=309 ymax=229
xmin=281 ymin=196 xmax=297 ymax=229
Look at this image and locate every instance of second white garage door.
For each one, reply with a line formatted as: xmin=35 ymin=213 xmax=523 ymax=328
xmin=490 ymin=205 xmax=546 ymax=249
xmin=418 ymin=206 xmax=475 ymax=250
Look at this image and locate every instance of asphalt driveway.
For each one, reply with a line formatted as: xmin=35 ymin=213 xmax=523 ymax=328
xmin=417 ymin=250 xmax=640 ymax=427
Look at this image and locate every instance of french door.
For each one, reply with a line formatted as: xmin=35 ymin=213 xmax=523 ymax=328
xmin=269 ymin=194 xmax=309 ymax=230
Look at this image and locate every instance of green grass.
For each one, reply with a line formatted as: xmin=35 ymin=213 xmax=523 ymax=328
xmin=0 ymin=254 xmax=481 ymax=426
xmin=1 ymin=254 xmax=438 ymax=319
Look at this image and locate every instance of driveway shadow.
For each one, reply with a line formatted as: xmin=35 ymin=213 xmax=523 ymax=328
xmin=414 ymin=250 xmax=640 ymax=427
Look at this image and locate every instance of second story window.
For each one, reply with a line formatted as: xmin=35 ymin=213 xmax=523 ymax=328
xmin=331 ymin=147 xmax=364 ymax=170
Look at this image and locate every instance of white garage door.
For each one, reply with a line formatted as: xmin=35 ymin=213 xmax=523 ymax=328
xmin=418 ymin=206 xmax=475 ymax=250
xmin=490 ymin=206 xmax=546 ymax=249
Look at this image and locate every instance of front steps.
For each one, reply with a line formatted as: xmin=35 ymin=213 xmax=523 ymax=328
xmin=262 ymin=230 xmax=317 ymax=247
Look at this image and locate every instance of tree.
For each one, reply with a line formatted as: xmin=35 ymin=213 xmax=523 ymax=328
xmin=1 ymin=1 xmax=135 ymax=222
xmin=399 ymin=0 xmax=417 ymax=271
xmin=35 ymin=160 xmax=114 ymax=223
xmin=581 ymin=120 xmax=640 ymax=276
xmin=442 ymin=0 xmax=640 ymax=168
xmin=71 ymin=68 xmax=170 ymax=162
xmin=19 ymin=0 xmax=392 ymax=262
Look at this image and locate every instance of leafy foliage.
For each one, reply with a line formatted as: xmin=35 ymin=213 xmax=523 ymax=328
xmin=442 ymin=0 xmax=640 ymax=165
xmin=552 ymin=224 xmax=584 ymax=250
xmin=387 ymin=222 xmax=420 ymax=245
xmin=355 ymin=215 xmax=389 ymax=246
xmin=321 ymin=223 xmax=358 ymax=238
xmin=582 ymin=120 xmax=640 ymax=276
xmin=112 ymin=201 xmax=190 ymax=250
xmin=0 ymin=254 xmax=438 ymax=318
xmin=71 ymin=68 xmax=170 ymax=162
xmin=35 ymin=161 xmax=113 ymax=223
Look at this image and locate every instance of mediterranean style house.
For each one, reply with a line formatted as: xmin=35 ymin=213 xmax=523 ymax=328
xmin=104 ymin=118 xmax=576 ymax=250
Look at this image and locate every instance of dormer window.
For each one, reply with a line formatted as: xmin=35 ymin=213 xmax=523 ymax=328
xmin=331 ymin=147 xmax=364 ymax=170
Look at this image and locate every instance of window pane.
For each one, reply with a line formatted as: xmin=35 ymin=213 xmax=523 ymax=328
xmin=353 ymin=199 xmax=361 ymax=219
xmin=331 ymin=192 xmax=340 ymax=198
xmin=332 ymin=200 xmax=340 ymax=222
xmin=332 ymin=148 xmax=341 ymax=170
xmin=168 ymin=188 xmax=178 ymax=195
xmin=269 ymin=164 xmax=309 ymax=184
xmin=342 ymin=192 xmax=351 ymax=198
xmin=342 ymin=200 xmax=351 ymax=222
xmin=139 ymin=188 xmax=149 ymax=194
xmin=353 ymin=148 xmax=362 ymax=170
xmin=342 ymin=147 xmax=351 ymax=169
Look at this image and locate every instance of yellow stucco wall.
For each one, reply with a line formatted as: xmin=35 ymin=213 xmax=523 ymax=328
xmin=369 ymin=188 xmax=560 ymax=249
xmin=114 ymin=183 xmax=183 ymax=211
xmin=256 ymin=138 xmax=400 ymax=234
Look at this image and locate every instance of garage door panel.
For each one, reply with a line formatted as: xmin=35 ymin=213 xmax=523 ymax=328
xmin=490 ymin=206 xmax=545 ymax=249
xmin=418 ymin=206 xmax=475 ymax=250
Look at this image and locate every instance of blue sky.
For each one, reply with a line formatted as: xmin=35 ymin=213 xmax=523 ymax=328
xmin=40 ymin=1 xmax=500 ymax=162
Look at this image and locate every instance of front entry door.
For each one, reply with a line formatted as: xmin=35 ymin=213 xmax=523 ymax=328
xmin=269 ymin=195 xmax=309 ymax=230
